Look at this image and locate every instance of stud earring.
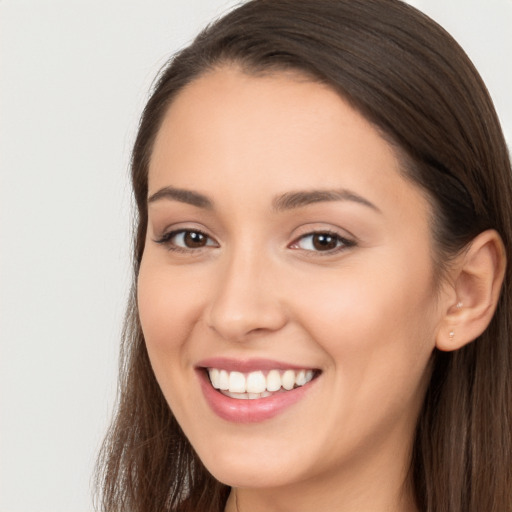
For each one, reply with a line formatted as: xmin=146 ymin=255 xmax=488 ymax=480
xmin=449 ymin=330 xmax=455 ymax=340
xmin=456 ymin=301 xmax=463 ymax=309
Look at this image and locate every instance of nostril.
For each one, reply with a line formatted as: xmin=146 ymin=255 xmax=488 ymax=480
xmin=206 ymin=310 xmax=288 ymax=342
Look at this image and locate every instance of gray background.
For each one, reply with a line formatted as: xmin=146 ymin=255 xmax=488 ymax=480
xmin=1 ymin=1 xmax=510 ymax=511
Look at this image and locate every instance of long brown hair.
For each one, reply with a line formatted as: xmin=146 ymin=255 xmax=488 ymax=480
xmin=95 ymin=1 xmax=512 ymax=510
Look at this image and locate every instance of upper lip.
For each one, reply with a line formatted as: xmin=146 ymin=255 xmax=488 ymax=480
xmin=196 ymin=357 xmax=319 ymax=373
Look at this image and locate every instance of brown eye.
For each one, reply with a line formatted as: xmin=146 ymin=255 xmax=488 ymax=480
xmin=156 ymin=229 xmax=218 ymax=251
xmin=311 ymin=233 xmax=338 ymax=251
xmin=290 ymin=231 xmax=355 ymax=253
xmin=183 ymin=231 xmax=208 ymax=248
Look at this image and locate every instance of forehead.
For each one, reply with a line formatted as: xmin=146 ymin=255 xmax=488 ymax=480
xmin=148 ymin=66 xmax=427 ymax=219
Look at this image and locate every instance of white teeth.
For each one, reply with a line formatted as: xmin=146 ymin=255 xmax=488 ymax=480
xmin=246 ymin=371 xmax=266 ymax=393
xmin=295 ymin=369 xmax=306 ymax=386
xmin=210 ymin=368 xmax=220 ymax=389
xmin=282 ymin=370 xmax=295 ymax=390
xmin=304 ymin=370 xmax=314 ymax=384
xmin=224 ymin=390 xmax=272 ymax=400
xmin=218 ymin=370 xmax=229 ymax=390
xmin=266 ymin=370 xmax=281 ymax=392
xmin=223 ymin=391 xmax=249 ymax=399
xmin=229 ymin=371 xmax=246 ymax=393
xmin=207 ymin=367 xmax=316 ymax=397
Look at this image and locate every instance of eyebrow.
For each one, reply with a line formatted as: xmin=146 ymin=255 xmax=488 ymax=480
xmin=147 ymin=186 xmax=380 ymax=213
xmin=148 ymin=186 xmax=213 ymax=209
xmin=272 ymin=189 xmax=380 ymax=213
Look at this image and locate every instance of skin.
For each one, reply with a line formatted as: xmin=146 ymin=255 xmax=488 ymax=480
xmin=137 ymin=67 xmax=454 ymax=512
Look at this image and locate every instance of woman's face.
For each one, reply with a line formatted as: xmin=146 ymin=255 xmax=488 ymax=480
xmin=138 ymin=67 xmax=446 ymax=495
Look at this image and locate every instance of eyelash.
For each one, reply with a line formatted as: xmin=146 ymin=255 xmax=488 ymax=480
xmin=154 ymin=229 xmax=217 ymax=253
xmin=154 ymin=229 xmax=356 ymax=255
xmin=289 ymin=231 xmax=356 ymax=255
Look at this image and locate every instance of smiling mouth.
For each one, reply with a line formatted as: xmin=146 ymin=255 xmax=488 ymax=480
xmin=206 ymin=368 xmax=318 ymax=400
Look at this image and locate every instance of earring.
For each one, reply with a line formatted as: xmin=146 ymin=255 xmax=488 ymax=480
xmin=449 ymin=330 xmax=455 ymax=340
xmin=456 ymin=301 xmax=463 ymax=309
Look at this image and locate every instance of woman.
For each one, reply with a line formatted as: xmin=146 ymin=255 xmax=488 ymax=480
xmin=96 ymin=0 xmax=512 ymax=510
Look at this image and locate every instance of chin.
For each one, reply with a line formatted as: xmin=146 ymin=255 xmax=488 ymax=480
xmin=206 ymin=460 xmax=297 ymax=489
xmin=195 ymin=439 xmax=306 ymax=489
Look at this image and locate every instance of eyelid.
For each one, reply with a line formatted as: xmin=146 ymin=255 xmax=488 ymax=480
xmin=288 ymin=228 xmax=357 ymax=254
xmin=153 ymin=227 xmax=219 ymax=252
xmin=152 ymin=223 xmax=356 ymax=255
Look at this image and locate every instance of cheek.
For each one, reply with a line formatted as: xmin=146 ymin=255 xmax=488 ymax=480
xmin=290 ymin=259 xmax=438 ymax=454
xmin=136 ymin=258 xmax=206 ymax=381
xmin=137 ymin=258 xmax=210 ymax=421
xmin=291 ymin=252 xmax=438 ymax=383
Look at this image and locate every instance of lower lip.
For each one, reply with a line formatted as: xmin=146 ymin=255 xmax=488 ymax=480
xmin=198 ymin=370 xmax=316 ymax=423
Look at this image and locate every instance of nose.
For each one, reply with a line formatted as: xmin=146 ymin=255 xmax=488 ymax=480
xmin=206 ymin=249 xmax=288 ymax=342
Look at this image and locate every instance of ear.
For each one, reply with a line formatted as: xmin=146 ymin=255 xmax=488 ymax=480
xmin=436 ymin=229 xmax=506 ymax=352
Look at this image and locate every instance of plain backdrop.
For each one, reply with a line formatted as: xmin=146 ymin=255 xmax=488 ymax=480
xmin=0 ymin=1 xmax=510 ymax=511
